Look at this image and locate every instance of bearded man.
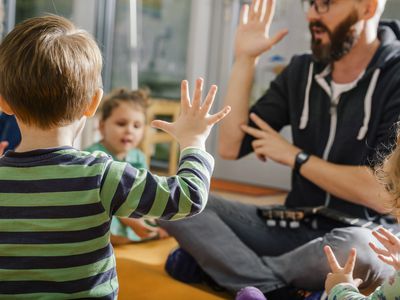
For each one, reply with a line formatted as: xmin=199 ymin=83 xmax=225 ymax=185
xmin=160 ymin=0 xmax=400 ymax=299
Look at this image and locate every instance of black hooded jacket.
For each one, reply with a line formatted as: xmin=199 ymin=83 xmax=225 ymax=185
xmin=239 ymin=21 xmax=400 ymax=221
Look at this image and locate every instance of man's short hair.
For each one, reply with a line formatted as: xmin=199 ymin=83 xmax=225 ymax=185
xmin=0 ymin=15 xmax=102 ymax=129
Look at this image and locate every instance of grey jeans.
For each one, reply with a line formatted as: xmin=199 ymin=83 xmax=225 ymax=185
xmin=159 ymin=194 xmax=394 ymax=294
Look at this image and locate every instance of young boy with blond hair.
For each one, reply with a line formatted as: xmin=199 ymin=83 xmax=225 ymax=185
xmin=0 ymin=15 xmax=230 ymax=298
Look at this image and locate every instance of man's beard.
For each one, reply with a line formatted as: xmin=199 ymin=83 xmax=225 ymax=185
xmin=310 ymin=10 xmax=360 ymax=64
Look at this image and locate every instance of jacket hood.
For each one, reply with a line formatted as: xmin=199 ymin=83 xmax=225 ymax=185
xmin=300 ymin=20 xmax=400 ymax=141
xmin=368 ymin=20 xmax=400 ymax=71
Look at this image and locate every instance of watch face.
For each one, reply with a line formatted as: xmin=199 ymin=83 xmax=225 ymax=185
xmin=298 ymin=153 xmax=308 ymax=160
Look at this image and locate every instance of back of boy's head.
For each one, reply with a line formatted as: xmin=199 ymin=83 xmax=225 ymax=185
xmin=0 ymin=14 xmax=102 ymax=129
xmin=100 ymin=88 xmax=149 ymax=121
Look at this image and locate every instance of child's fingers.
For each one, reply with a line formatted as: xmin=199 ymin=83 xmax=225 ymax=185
xmin=200 ymin=85 xmax=218 ymax=116
xmin=369 ymin=242 xmax=391 ymax=256
xmin=207 ymin=106 xmax=231 ymax=125
xmin=343 ymin=248 xmax=357 ymax=274
xmin=376 ymin=227 xmax=400 ymax=246
xmin=0 ymin=141 xmax=8 ymax=156
xmin=151 ymin=120 xmax=173 ymax=135
xmin=180 ymin=80 xmax=190 ymax=113
xmin=372 ymin=230 xmax=396 ymax=249
xmin=377 ymin=254 xmax=396 ymax=267
xmin=324 ymin=245 xmax=342 ymax=273
xmin=353 ymin=278 xmax=363 ymax=287
xmin=191 ymin=78 xmax=203 ymax=110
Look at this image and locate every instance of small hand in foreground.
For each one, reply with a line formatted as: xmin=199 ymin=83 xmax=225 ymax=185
xmin=324 ymin=246 xmax=363 ymax=294
xmin=235 ymin=0 xmax=288 ymax=60
xmin=0 ymin=141 xmax=8 ymax=156
xmin=369 ymin=227 xmax=400 ymax=271
xmin=240 ymin=113 xmax=299 ymax=166
xmin=119 ymin=218 xmax=169 ymax=240
xmin=151 ymin=78 xmax=231 ymax=150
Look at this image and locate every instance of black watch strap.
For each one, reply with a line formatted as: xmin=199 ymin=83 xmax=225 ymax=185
xmin=294 ymin=151 xmax=310 ymax=174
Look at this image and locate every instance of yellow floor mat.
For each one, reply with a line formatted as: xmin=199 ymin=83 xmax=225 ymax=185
xmin=115 ymin=237 xmax=231 ymax=300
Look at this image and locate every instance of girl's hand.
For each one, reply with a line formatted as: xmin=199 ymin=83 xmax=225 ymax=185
xmin=151 ymin=78 xmax=231 ymax=150
xmin=0 ymin=141 xmax=8 ymax=155
xmin=369 ymin=227 xmax=400 ymax=271
xmin=119 ymin=218 xmax=169 ymax=240
xmin=324 ymin=246 xmax=363 ymax=294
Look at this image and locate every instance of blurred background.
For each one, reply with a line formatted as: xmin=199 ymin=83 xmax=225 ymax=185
xmin=1 ymin=0 xmax=400 ymax=190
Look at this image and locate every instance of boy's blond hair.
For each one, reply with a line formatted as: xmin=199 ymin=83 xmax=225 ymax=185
xmin=0 ymin=14 xmax=102 ymax=129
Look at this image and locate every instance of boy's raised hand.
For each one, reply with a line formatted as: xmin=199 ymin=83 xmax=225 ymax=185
xmin=151 ymin=78 xmax=231 ymax=150
xmin=324 ymin=246 xmax=363 ymax=294
xmin=369 ymin=227 xmax=400 ymax=271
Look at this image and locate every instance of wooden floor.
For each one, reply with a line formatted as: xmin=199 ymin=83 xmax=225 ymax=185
xmin=116 ymin=180 xmax=286 ymax=300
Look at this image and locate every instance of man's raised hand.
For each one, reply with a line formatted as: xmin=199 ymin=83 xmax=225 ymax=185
xmin=234 ymin=0 xmax=288 ymax=60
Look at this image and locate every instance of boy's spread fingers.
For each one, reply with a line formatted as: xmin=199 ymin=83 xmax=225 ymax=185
xmin=151 ymin=120 xmax=172 ymax=134
xmin=324 ymin=245 xmax=341 ymax=273
xmin=208 ymin=106 xmax=231 ymax=125
xmin=201 ymin=85 xmax=218 ymax=115
xmin=192 ymin=78 xmax=203 ymax=109
xmin=181 ymin=80 xmax=190 ymax=111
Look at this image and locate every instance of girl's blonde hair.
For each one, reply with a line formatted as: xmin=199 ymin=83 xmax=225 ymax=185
xmin=377 ymin=129 xmax=400 ymax=218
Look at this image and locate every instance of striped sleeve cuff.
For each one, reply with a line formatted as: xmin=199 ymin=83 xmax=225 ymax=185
xmin=179 ymin=147 xmax=215 ymax=177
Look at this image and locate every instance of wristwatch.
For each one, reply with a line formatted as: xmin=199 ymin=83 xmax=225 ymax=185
xmin=294 ymin=151 xmax=310 ymax=174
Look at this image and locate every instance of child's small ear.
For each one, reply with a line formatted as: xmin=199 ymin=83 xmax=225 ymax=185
xmin=84 ymin=88 xmax=103 ymax=117
xmin=0 ymin=95 xmax=14 ymax=115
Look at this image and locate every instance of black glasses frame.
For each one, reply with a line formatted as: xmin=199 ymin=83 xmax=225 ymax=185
xmin=302 ymin=0 xmax=331 ymax=14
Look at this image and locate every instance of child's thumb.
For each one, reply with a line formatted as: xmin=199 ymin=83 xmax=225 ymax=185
xmin=354 ymin=278 xmax=363 ymax=287
xmin=151 ymin=120 xmax=173 ymax=134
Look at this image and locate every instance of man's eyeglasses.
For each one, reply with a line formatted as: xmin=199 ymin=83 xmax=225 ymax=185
xmin=302 ymin=0 xmax=331 ymax=14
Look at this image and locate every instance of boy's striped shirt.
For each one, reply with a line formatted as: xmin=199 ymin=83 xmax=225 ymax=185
xmin=0 ymin=146 xmax=213 ymax=299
